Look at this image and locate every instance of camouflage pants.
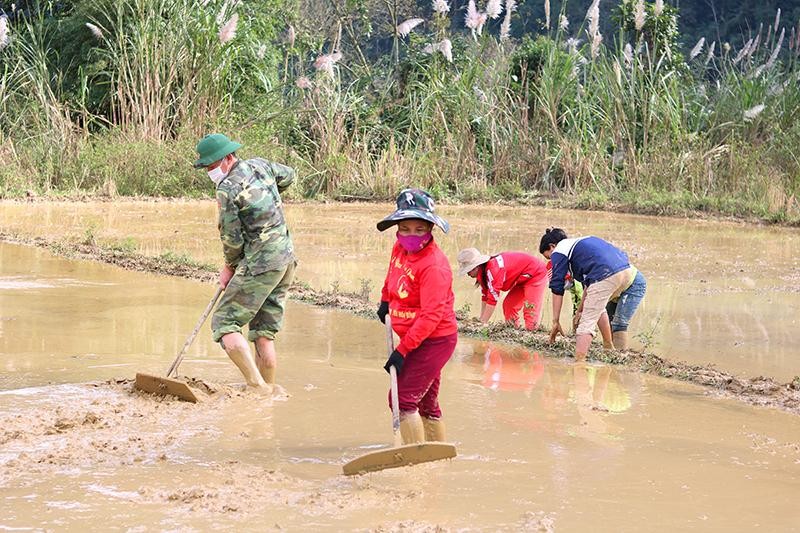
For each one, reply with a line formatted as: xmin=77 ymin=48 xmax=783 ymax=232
xmin=211 ymin=261 xmax=296 ymax=342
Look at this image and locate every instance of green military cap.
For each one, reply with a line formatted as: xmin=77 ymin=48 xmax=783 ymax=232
xmin=194 ymin=133 xmax=242 ymax=168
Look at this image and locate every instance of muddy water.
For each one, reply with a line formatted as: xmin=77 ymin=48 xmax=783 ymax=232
xmin=2 ymin=243 xmax=800 ymax=531
xmin=2 ymin=200 xmax=798 ymax=381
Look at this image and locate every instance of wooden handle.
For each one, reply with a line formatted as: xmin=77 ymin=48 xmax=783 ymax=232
xmin=386 ymin=317 xmax=401 ymax=439
xmin=166 ymin=285 xmax=224 ymax=378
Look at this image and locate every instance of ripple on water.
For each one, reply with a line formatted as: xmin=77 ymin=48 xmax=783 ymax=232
xmin=0 ymin=276 xmax=115 ymax=290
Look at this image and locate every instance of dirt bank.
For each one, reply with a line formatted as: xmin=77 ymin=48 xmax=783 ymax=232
xmin=2 ymin=231 xmax=799 ymax=417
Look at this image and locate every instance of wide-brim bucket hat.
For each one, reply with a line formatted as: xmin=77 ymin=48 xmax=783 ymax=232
xmin=457 ymin=247 xmax=491 ymax=276
xmin=377 ymin=188 xmax=450 ymax=233
xmin=194 ymin=133 xmax=242 ymax=168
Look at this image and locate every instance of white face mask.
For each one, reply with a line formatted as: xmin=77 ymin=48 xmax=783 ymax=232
xmin=207 ymin=164 xmax=228 ymax=185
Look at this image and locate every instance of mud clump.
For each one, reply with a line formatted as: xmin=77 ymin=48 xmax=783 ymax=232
xmin=519 ymin=511 xmax=556 ymax=532
xmin=370 ymin=521 xmax=450 ymax=533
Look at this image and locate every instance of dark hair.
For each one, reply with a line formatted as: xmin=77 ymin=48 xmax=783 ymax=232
xmin=473 ymin=263 xmax=488 ymax=290
xmin=538 ymin=227 xmax=568 ymax=254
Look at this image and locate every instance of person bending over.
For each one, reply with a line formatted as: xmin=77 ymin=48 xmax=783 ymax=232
xmin=539 ymin=228 xmax=646 ymax=360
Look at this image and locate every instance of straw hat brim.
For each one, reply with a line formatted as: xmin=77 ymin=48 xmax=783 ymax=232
xmin=458 ymin=254 xmax=490 ymax=276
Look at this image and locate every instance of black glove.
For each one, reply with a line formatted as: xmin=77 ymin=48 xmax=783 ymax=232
xmin=377 ymin=301 xmax=389 ymax=323
xmin=383 ymin=350 xmax=405 ymax=374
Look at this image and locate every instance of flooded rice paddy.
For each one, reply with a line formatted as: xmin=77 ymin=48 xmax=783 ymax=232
xmin=1 ymin=200 xmax=798 ymax=380
xmin=1 ymin=201 xmax=800 ymax=530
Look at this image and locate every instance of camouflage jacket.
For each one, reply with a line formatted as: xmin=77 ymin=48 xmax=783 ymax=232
xmin=216 ymin=158 xmax=295 ymax=275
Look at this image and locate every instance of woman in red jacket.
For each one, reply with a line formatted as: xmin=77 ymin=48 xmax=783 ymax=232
xmin=376 ymin=188 xmax=458 ymax=444
xmin=457 ymin=248 xmax=548 ymax=330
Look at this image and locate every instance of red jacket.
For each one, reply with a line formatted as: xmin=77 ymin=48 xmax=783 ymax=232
xmin=477 ymin=252 xmax=547 ymax=306
xmin=381 ymin=239 xmax=458 ymax=356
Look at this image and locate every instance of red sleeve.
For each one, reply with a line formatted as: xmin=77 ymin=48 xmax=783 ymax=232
xmin=396 ymin=264 xmax=451 ymax=355
xmin=483 ymin=259 xmax=504 ymax=306
xmin=381 ymin=279 xmax=389 ymax=302
xmin=380 ymin=242 xmax=399 ymax=302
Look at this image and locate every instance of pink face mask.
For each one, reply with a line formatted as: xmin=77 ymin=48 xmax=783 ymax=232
xmin=396 ymin=231 xmax=432 ymax=253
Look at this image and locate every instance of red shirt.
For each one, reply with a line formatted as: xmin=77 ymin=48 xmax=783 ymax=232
xmin=478 ymin=252 xmax=547 ymax=306
xmin=380 ymin=239 xmax=458 ymax=356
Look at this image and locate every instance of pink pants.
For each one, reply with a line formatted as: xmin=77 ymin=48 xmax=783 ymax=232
xmin=389 ymin=333 xmax=458 ymax=419
xmin=502 ymin=275 xmax=547 ymax=330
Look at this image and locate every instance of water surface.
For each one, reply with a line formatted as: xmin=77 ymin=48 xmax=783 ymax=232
xmin=2 ymin=200 xmax=798 ymax=380
xmin=1 ymin=242 xmax=799 ymax=531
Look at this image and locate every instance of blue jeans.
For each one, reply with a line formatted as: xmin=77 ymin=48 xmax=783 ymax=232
xmin=606 ymin=271 xmax=646 ymax=332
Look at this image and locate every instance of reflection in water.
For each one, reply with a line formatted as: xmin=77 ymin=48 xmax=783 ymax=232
xmin=462 ymin=342 xmax=634 ymax=411
xmin=459 ymin=342 xmax=637 ymax=450
xmin=470 ymin=343 xmax=545 ymax=393
xmin=573 ymin=365 xmax=632 ymax=414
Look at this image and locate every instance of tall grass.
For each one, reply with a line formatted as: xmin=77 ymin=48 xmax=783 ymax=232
xmin=282 ymin=0 xmax=799 ymax=220
xmin=0 ymin=0 xmax=798 ymax=221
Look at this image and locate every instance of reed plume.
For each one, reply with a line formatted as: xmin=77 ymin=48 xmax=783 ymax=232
xmin=465 ymin=0 xmax=487 ymax=36
xmin=591 ymin=32 xmax=603 ymax=59
xmin=432 ymin=0 xmax=449 ymax=14
xmin=586 ymin=0 xmax=600 ymax=38
xmin=766 ymin=28 xmax=785 ymax=69
xmin=623 ymin=43 xmax=633 ymax=68
xmin=287 ymin=25 xmax=295 ymax=47
xmin=544 ymin=0 xmax=550 ymax=29
xmin=689 ymin=37 xmax=704 ymax=60
xmin=86 ymin=22 xmax=103 ymax=39
xmin=423 ymin=39 xmax=453 ymax=62
xmin=397 ymin=18 xmax=424 ymax=37
xmin=0 ymin=15 xmax=9 ymax=50
xmin=705 ymin=41 xmax=716 ymax=65
xmin=314 ymin=52 xmax=342 ymax=77
xmin=744 ymin=104 xmax=765 ymax=121
xmin=500 ymin=0 xmax=516 ymax=41
xmin=219 ymin=13 xmax=238 ymax=44
xmin=634 ymin=0 xmax=645 ymax=32
xmin=487 ymin=0 xmax=502 ymax=20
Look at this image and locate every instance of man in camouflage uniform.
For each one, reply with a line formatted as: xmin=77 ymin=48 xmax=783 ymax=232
xmin=194 ymin=133 xmax=296 ymax=390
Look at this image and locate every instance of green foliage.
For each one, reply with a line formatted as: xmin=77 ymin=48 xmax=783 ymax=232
xmin=158 ymin=250 xmax=215 ymax=271
xmin=75 ymin=135 xmax=206 ymax=196
xmin=108 ymin=237 xmax=138 ymax=253
xmin=613 ymin=0 xmax=684 ymax=71
xmin=2 ymin=0 xmax=800 ymax=225
xmin=82 ymin=222 xmax=97 ymax=246
xmin=510 ymin=35 xmax=558 ymax=91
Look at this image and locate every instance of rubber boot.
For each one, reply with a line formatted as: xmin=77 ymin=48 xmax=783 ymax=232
xmin=222 ymin=337 xmax=267 ymax=388
xmin=422 ymin=417 xmax=446 ymax=442
xmin=612 ymin=330 xmax=629 ymax=350
xmin=399 ymin=412 xmax=425 ymax=444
